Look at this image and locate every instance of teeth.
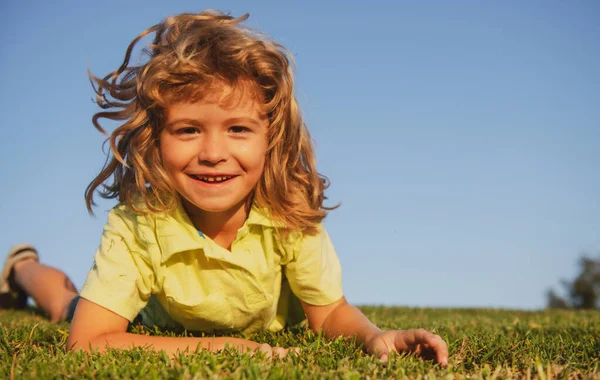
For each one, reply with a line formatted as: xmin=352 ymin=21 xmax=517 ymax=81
xmin=194 ymin=175 xmax=231 ymax=183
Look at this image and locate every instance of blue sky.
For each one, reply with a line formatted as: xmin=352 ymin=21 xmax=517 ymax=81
xmin=1 ymin=1 xmax=598 ymax=309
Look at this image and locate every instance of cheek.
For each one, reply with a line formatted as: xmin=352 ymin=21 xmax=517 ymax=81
xmin=256 ymin=156 xmax=267 ymax=176
xmin=159 ymin=136 xmax=189 ymax=171
xmin=159 ymin=147 xmax=176 ymax=172
xmin=249 ymin=147 xmax=268 ymax=175
xmin=237 ymin=138 xmax=268 ymax=173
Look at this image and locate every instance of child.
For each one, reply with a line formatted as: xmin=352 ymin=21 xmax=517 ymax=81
xmin=0 ymin=10 xmax=448 ymax=365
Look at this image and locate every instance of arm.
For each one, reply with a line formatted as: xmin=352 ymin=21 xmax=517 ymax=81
xmin=302 ymin=297 xmax=380 ymax=343
xmin=302 ymin=297 xmax=448 ymax=366
xmin=67 ymin=298 xmax=289 ymax=357
xmin=284 ymin=225 xmax=447 ymax=364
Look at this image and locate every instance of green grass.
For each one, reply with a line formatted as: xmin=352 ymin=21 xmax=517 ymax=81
xmin=1 ymin=307 xmax=599 ymax=379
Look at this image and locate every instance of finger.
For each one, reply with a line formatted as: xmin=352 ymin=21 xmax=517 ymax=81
xmin=414 ymin=332 xmax=448 ymax=366
xmin=392 ymin=328 xmax=420 ymax=350
xmin=395 ymin=329 xmax=449 ymax=366
xmin=256 ymin=343 xmax=273 ymax=359
xmin=287 ymin=347 xmax=301 ymax=356
xmin=272 ymin=346 xmax=287 ymax=358
xmin=368 ymin=336 xmax=392 ymax=358
xmin=395 ymin=328 xmax=434 ymax=348
xmin=431 ymin=336 xmax=449 ymax=367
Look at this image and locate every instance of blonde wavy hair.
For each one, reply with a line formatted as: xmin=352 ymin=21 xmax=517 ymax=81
xmin=85 ymin=10 xmax=334 ymax=234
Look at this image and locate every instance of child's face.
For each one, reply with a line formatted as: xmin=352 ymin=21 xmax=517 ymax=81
xmin=160 ymin=83 xmax=269 ymax=219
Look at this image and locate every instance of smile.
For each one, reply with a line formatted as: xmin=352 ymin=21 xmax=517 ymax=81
xmin=189 ymin=175 xmax=235 ymax=183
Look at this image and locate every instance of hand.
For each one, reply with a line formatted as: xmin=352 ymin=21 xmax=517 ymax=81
xmin=253 ymin=343 xmax=300 ymax=359
xmin=364 ymin=328 xmax=448 ymax=366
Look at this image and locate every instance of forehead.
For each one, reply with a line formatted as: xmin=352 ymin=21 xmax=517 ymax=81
xmin=207 ymin=82 xmax=264 ymax=112
xmin=163 ymin=80 xmax=268 ymax=116
xmin=162 ymin=82 xmax=271 ymax=127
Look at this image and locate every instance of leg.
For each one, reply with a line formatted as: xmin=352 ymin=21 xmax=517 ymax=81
xmin=13 ymin=258 xmax=78 ymax=322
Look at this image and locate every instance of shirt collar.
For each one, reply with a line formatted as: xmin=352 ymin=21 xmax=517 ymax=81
xmin=156 ymin=202 xmax=205 ymax=263
xmin=245 ymin=205 xmax=279 ymax=227
xmin=156 ymin=202 xmax=279 ymax=263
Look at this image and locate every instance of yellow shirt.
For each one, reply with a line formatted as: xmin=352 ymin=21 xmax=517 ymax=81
xmin=79 ymin=203 xmax=343 ymax=335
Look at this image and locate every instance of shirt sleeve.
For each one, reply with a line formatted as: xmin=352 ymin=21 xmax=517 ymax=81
xmin=284 ymin=225 xmax=344 ymax=306
xmin=79 ymin=208 xmax=154 ymax=321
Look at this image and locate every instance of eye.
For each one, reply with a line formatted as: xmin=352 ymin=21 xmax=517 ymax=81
xmin=177 ymin=126 xmax=199 ymax=135
xmin=229 ymin=126 xmax=250 ymax=134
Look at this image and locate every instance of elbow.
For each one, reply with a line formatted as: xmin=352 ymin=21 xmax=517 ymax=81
xmin=67 ymin=334 xmax=89 ymax=352
xmin=310 ymin=297 xmax=348 ymax=334
xmin=307 ymin=322 xmax=321 ymax=335
xmin=67 ymin=333 xmax=104 ymax=353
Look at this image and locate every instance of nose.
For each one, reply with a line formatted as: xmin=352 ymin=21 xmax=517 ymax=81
xmin=197 ymin=131 xmax=228 ymax=165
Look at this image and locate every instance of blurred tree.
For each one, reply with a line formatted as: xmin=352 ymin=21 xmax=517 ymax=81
xmin=547 ymin=256 xmax=600 ymax=310
xmin=546 ymin=289 xmax=569 ymax=309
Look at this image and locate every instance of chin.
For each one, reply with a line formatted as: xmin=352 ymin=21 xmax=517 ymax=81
xmin=186 ymin=198 xmax=247 ymax=214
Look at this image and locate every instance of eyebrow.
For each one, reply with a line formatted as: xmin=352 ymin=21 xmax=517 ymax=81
xmin=224 ymin=117 xmax=264 ymax=127
xmin=165 ymin=117 xmax=264 ymax=129
xmin=165 ymin=119 xmax=201 ymax=128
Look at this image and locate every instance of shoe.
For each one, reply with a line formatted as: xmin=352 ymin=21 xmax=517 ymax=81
xmin=0 ymin=244 xmax=39 ymax=309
